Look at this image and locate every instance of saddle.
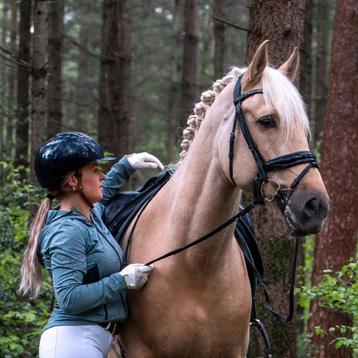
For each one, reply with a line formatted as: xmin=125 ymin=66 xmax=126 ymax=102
xmin=102 ymin=169 xmax=264 ymax=296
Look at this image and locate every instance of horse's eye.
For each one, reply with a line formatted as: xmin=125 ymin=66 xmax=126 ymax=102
xmin=258 ymin=115 xmax=276 ymax=128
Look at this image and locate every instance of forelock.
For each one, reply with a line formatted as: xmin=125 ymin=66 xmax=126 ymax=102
xmin=261 ymin=67 xmax=310 ymax=139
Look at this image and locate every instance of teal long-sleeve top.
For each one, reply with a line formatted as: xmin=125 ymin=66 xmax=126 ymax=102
xmin=39 ymin=157 xmax=135 ymax=331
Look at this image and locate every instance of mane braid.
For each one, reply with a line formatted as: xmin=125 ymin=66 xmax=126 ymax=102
xmin=177 ymin=66 xmax=310 ymax=164
xmin=178 ymin=68 xmax=242 ymax=165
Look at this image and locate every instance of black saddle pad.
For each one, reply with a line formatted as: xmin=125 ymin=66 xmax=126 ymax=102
xmin=102 ymin=169 xmax=263 ymax=294
xmin=103 ymin=169 xmax=175 ymax=243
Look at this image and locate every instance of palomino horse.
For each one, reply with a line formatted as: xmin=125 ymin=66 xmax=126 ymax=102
xmin=113 ymin=41 xmax=329 ymax=357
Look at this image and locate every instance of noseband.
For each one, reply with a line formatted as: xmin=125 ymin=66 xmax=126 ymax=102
xmin=229 ymin=74 xmax=319 ymax=211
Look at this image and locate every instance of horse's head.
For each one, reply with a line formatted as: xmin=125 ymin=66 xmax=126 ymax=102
xmin=214 ymin=41 xmax=329 ymax=236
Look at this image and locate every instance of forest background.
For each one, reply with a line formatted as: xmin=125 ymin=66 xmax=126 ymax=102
xmin=0 ymin=0 xmax=356 ymax=357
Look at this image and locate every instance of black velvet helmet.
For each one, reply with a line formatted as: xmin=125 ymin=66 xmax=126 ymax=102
xmin=34 ymin=131 xmax=115 ymax=190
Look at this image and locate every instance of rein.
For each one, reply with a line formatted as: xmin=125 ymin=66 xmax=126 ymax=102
xmin=145 ymin=194 xmax=264 ymax=266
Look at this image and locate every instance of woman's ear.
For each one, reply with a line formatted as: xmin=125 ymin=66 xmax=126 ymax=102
xmin=63 ymin=175 xmax=78 ymax=191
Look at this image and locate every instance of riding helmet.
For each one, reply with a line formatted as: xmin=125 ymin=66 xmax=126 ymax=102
xmin=34 ymin=131 xmax=115 ymax=190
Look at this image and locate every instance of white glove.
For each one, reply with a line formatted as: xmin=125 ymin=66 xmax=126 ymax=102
xmin=127 ymin=152 xmax=164 ymax=171
xmin=120 ymin=263 xmax=153 ymax=289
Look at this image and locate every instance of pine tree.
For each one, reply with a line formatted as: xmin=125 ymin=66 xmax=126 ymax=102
xmin=309 ymin=1 xmax=358 ymax=356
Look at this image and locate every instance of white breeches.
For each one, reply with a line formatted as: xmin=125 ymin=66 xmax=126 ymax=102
xmin=39 ymin=325 xmax=113 ymax=358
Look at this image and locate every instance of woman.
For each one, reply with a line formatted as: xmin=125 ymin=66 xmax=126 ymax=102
xmin=19 ymin=132 xmax=164 ymax=358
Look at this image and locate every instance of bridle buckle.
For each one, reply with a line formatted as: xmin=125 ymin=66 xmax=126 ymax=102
xmin=261 ymin=179 xmax=281 ymax=202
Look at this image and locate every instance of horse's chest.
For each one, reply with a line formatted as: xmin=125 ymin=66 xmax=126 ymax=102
xmin=146 ymin=312 xmax=249 ymax=358
xmin=133 ymin=293 xmax=250 ymax=357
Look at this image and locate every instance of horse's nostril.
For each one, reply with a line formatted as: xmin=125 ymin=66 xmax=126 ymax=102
xmin=287 ymin=191 xmax=330 ymax=235
xmin=305 ymin=197 xmax=318 ymax=213
xmin=303 ymin=196 xmax=329 ymax=220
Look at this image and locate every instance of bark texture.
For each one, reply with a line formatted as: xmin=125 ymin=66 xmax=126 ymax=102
xmin=31 ymin=0 xmax=48 ymax=180
xmin=167 ymin=0 xmax=183 ymax=161
xmin=246 ymin=1 xmax=306 ymax=357
xmin=180 ymin=0 xmax=199 ymax=123
xmin=312 ymin=0 xmax=332 ymax=144
xmin=7 ymin=0 xmax=17 ymax=159
xmin=1 ymin=1 xmax=9 ymax=160
xmin=300 ymin=0 xmax=313 ymax=117
xmin=98 ymin=0 xmax=132 ymax=157
xmin=309 ymin=1 xmax=358 ymax=357
xmin=47 ymin=0 xmax=64 ymax=136
xmin=75 ymin=2 xmax=92 ymax=133
xmin=247 ymin=0 xmax=305 ymax=78
xmin=15 ymin=0 xmax=32 ymax=166
xmin=213 ymin=0 xmax=225 ymax=78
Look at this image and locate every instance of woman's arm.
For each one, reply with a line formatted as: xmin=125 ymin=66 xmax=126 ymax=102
xmin=48 ymin=223 xmax=127 ymax=315
xmin=101 ymin=156 xmax=135 ymax=204
xmin=95 ymin=153 xmax=163 ymax=216
xmin=101 ymin=153 xmax=164 ymax=203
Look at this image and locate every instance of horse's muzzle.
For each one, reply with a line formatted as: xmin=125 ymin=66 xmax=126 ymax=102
xmin=284 ymin=189 xmax=330 ymax=236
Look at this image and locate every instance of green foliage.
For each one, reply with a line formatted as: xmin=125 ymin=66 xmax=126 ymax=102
xmin=297 ymin=257 xmax=358 ymax=354
xmin=0 ymin=162 xmax=52 ymax=358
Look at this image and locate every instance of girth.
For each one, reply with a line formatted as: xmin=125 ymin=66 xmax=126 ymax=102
xmin=230 ymin=73 xmax=319 ymax=210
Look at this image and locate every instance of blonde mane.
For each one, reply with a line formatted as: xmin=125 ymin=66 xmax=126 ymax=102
xmin=178 ymin=66 xmax=310 ymax=164
xmin=179 ymin=67 xmax=242 ymax=163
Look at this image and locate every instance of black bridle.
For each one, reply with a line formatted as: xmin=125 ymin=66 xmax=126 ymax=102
xmin=230 ymin=73 xmax=319 ymax=211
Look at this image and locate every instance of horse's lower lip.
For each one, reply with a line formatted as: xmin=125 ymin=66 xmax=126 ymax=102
xmin=284 ymin=208 xmax=306 ymax=236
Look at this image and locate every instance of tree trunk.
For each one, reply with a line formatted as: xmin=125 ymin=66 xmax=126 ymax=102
xmin=15 ymin=0 xmax=32 ymax=167
xmin=75 ymin=2 xmax=92 ymax=133
xmin=98 ymin=0 xmax=132 ymax=157
xmin=1 ymin=1 xmax=9 ymax=161
xmin=167 ymin=0 xmax=182 ymax=161
xmin=213 ymin=0 xmax=225 ymax=78
xmin=31 ymin=0 xmax=48 ymax=181
xmin=246 ymin=1 xmax=306 ymax=357
xmin=47 ymin=0 xmax=64 ymax=136
xmin=180 ymin=0 xmax=199 ymax=123
xmin=247 ymin=1 xmax=305 ymax=71
xmin=7 ymin=0 xmax=17 ymax=160
xmin=300 ymin=0 xmax=313 ymax=118
xmin=309 ymin=1 xmax=358 ymax=357
xmin=312 ymin=0 xmax=333 ymax=145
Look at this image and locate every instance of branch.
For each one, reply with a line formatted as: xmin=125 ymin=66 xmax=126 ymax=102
xmin=0 ymin=59 xmax=17 ymax=70
xmin=64 ymin=34 xmax=124 ymax=61
xmin=0 ymin=45 xmax=33 ymax=70
xmin=212 ymin=16 xmax=257 ymax=34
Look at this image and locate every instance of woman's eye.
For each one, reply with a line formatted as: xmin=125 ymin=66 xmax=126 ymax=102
xmin=258 ymin=115 xmax=276 ymax=128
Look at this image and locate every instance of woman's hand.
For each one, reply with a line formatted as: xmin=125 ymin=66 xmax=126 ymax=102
xmin=119 ymin=264 xmax=153 ymax=289
xmin=127 ymin=152 xmax=164 ymax=171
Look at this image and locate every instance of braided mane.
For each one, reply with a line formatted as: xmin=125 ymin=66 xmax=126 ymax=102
xmin=178 ymin=65 xmax=310 ymax=163
xmin=178 ymin=67 xmax=242 ymax=164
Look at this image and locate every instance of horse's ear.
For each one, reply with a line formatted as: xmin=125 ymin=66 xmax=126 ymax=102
xmin=244 ymin=40 xmax=269 ymax=86
xmin=279 ymin=47 xmax=300 ymax=82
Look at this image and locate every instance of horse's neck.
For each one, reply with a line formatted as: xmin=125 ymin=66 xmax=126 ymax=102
xmin=163 ymin=134 xmax=241 ymax=270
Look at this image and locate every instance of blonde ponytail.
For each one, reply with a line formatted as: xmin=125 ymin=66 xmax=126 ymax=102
xmin=19 ymin=197 xmax=52 ymax=299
